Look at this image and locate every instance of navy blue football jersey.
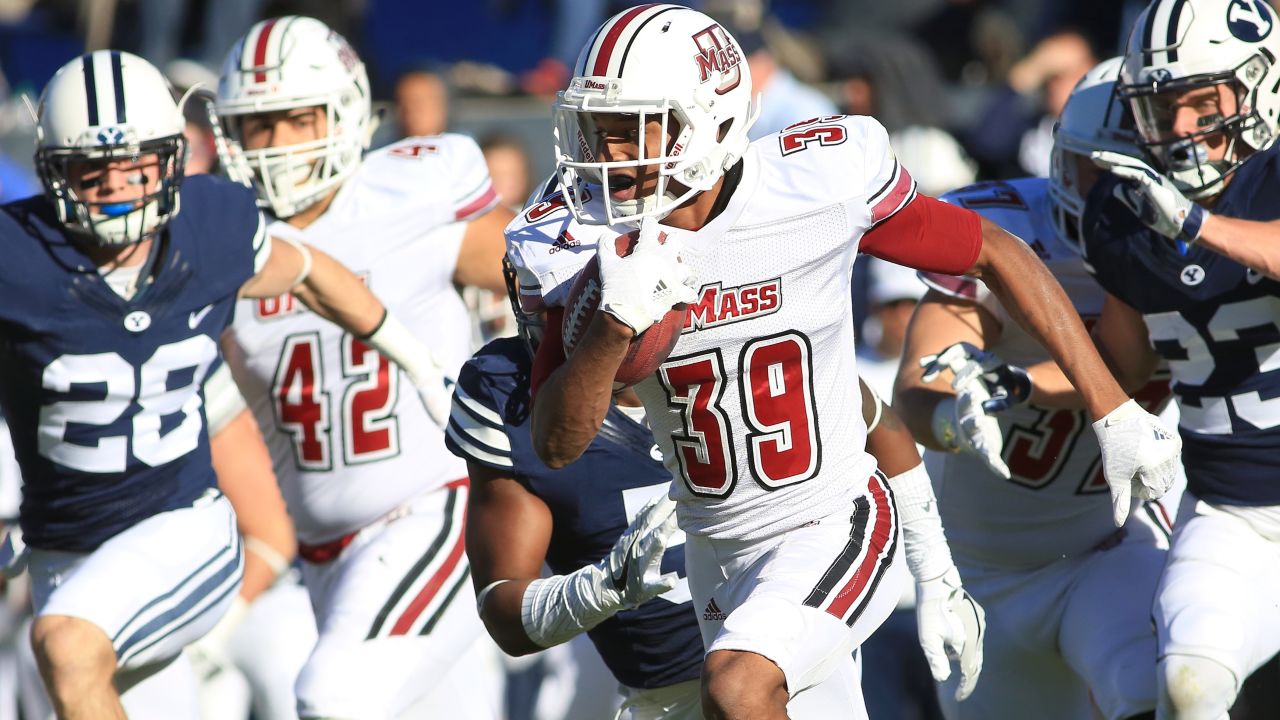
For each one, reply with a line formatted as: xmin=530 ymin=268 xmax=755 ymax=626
xmin=0 ymin=174 xmax=266 ymax=550
xmin=1084 ymin=144 xmax=1280 ymax=506
xmin=445 ymin=337 xmax=702 ymax=690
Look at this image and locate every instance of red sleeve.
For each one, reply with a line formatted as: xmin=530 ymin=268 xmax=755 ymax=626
xmin=530 ymin=307 xmax=566 ymax=398
xmin=860 ymin=195 xmax=983 ymax=275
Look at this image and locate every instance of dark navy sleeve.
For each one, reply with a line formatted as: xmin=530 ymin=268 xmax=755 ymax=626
xmin=171 ymin=175 xmax=268 ymax=300
xmin=445 ymin=339 xmax=542 ymax=472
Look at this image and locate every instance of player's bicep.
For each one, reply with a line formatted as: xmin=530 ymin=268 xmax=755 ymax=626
xmin=465 ymin=462 xmax=552 ymax=587
xmin=453 ymin=204 xmax=514 ymax=294
xmin=861 ymin=195 xmax=984 ymax=274
xmin=238 ymin=234 xmax=302 ymax=299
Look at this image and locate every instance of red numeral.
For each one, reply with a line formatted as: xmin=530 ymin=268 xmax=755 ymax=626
xmin=952 ymin=181 xmax=1027 ymax=210
xmin=778 ymin=116 xmax=847 ymax=156
xmin=274 ymin=334 xmax=331 ymax=470
xmin=659 ymin=334 xmax=822 ymax=496
xmin=272 ymin=333 xmax=400 ymax=471
xmin=660 ymin=352 xmax=736 ymax=496
xmin=742 ymin=333 xmax=820 ymax=487
xmin=1004 ymin=408 xmax=1083 ymax=489
xmin=342 ymin=338 xmax=399 ymax=464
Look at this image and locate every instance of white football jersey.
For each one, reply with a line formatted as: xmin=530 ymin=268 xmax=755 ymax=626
xmin=513 ymin=116 xmax=921 ymax=541
xmin=922 ymin=177 xmax=1172 ymax=569
xmin=225 ymin=134 xmax=497 ymax=543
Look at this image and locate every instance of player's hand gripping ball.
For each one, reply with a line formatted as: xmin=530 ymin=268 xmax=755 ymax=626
xmin=562 ymin=228 xmax=692 ymax=387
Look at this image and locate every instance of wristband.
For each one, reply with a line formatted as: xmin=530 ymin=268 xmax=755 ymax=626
xmin=888 ymin=463 xmax=956 ymax=583
xmin=475 ymin=578 xmax=511 ymax=615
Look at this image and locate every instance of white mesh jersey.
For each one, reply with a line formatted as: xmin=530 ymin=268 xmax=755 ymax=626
xmin=922 ymin=177 xmax=1172 ymax=569
xmin=225 ymin=134 xmax=497 ymax=543
xmin=517 ymin=116 xmax=924 ymax=541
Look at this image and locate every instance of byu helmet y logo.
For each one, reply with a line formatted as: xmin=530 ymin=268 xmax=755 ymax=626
xmin=1228 ymin=0 xmax=1274 ymax=41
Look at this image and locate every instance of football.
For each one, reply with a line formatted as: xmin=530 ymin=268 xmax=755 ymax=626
xmin=562 ymin=233 xmax=687 ymax=387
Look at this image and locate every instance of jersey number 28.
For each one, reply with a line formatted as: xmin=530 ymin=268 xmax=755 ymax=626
xmin=39 ymin=336 xmax=217 ymax=473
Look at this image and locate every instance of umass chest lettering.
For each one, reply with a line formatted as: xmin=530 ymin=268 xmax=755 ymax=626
xmin=683 ymin=278 xmax=781 ymax=333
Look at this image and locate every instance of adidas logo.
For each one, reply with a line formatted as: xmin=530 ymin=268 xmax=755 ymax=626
xmin=703 ymin=598 xmax=727 ymax=622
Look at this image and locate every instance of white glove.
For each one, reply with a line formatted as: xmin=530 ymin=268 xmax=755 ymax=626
xmin=0 ymin=525 xmax=27 ymax=579
xmin=1091 ymin=151 xmax=1206 ymax=248
xmin=522 ymin=493 xmax=680 ymax=647
xmin=891 ymin=463 xmax=986 ymax=701
xmin=186 ymin=595 xmax=250 ymax=682
xmin=916 ymin=567 xmax=987 ymax=701
xmin=921 ymin=344 xmax=1011 ymax=479
xmin=598 ymin=218 xmax=698 ymax=335
xmin=362 ymin=312 xmax=455 ymax=429
xmin=1092 ymin=399 xmax=1182 ymax=527
xmin=940 ymin=343 xmax=1034 ymax=413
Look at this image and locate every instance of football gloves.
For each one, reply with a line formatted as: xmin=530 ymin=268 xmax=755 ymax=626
xmin=917 ymin=567 xmax=987 ymax=702
xmin=921 ymin=343 xmax=1018 ymax=479
xmin=363 ymin=312 xmax=455 ymax=429
xmin=598 ymin=218 xmax=698 ymax=335
xmin=1093 ymin=399 xmax=1182 ymax=527
xmin=522 ymin=492 xmax=680 ymax=647
xmin=891 ymin=463 xmax=985 ymax=701
xmin=1092 ymin=151 xmax=1206 ymax=248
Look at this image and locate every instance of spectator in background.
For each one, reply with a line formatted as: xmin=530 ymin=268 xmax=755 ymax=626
xmin=736 ymin=21 xmax=838 ymax=140
xmin=965 ymin=30 xmax=1096 ymax=178
xmin=139 ymin=0 xmax=264 ymax=71
xmin=479 ymin=133 xmax=532 ymax=210
xmin=891 ymin=125 xmax=977 ymax=198
xmin=857 ymin=258 xmax=929 ymax=400
xmin=395 ymin=66 xmax=450 ymax=137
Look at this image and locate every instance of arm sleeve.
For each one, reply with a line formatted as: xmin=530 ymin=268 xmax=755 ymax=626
xmin=530 ymin=307 xmax=566 ymax=398
xmin=860 ymin=195 xmax=983 ymax=275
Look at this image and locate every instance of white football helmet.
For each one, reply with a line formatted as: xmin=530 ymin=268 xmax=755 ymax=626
xmin=217 ymin=16 xmax=373 ymax=218
xmin=1118 ymin=0 xmax=1280 ymax=199
xmin=35 ymin=51 xmax=186 ymax=246
xmin=1050 ymin=57 xmax=1138 ymax=254
xmin=553 ymin=4 xmax=759 ymax=225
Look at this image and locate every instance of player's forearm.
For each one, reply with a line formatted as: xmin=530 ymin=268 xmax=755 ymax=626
xmin=890 ymin=382 xmax=954 ymax=452
xmin=971 ymin=222 xmax=1127 ymax=420
xmin=531 ymin=314 xmax=630 ymax=468
xmin=292 ymin=246 xmax=384 ymax=337
xmin=865 ymin=399 xmax=925 ymax=476
xmin=477 ymin=578 xmax=543 ymax=656
xmin=1196 ymin=214 xmax=1280 ymax=280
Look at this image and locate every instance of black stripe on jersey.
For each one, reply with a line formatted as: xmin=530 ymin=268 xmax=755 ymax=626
xmin=845 ymin=488 xmax=899 ymax=627
xmin=867 ymin=158 xmax=901 ymax=208
xmin=617 ymin=6 xmax=681 ymax=76
xmin=1142 ymin=3 xmax=1160 ymax=67
xmin=110 ymin=51 xmax=126 ymax=123
xmin=802 ymin=495 xmax=871 ymax=608
xmin=1143 ymin=503 xmax=1172 ymax=543
xmin=366 ymin=486 xmax=459 ymax=639
xmin=1165 ymin=0 xmax=1186 ymax=63
xmin=418 ymin=567 xmax=471 ymax=636
xmin=83 ymin=54 xmax=100 ymax=126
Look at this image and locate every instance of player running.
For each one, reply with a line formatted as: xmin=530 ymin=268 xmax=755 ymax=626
xmin=893 ymin=58 xmax=1176 ymax=720
xmin=1 ymin=51 xmax=447 ymax=719
xmin=454 ymin=226 xmax=984 ymax=719
xmin=523 ymin=5 xmax=1180 ymax=718
xmin=214 ymin=16 xmax=510 ymax=719
xmin=1037 ymin=0 xmax=1280 ymax=715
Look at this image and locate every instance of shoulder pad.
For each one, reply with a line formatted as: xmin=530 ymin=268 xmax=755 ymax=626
xmin=505 ymin=180 xmax=618 ymax=307
xmin=362 ymin=134 xmax=497 ymax=222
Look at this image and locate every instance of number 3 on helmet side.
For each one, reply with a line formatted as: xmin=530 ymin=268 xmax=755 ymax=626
xmin=658 ymin=331 xmax=821 ymax=497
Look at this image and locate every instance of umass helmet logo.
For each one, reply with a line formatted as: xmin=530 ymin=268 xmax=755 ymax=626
xmin=1228 ymin=0 xmax=1273 ymax=42
xmin=692 ymin=24 xmax=742 ymax=95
